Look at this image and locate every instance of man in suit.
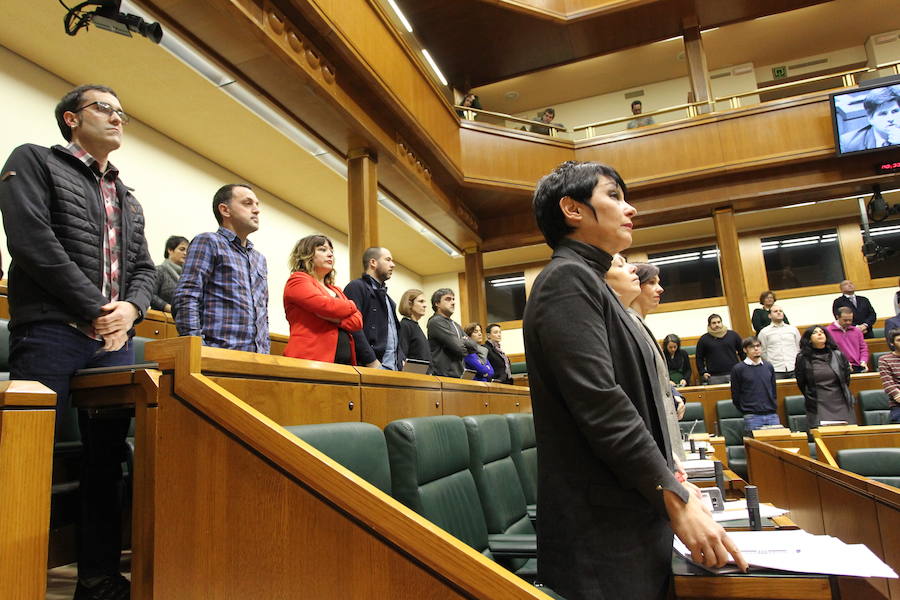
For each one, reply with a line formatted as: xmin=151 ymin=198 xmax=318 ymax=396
xmin=426 ymin=288 xmax=478 ymax=377
xmin=523 ymin=160 xmax=744 ymax=600
xmin=840 ymin=86 xmax=900 ymax=152
xmin=343 ymin=247 xmax=404 ymax=370
xmin=832 ymin=279 xmax=877 ymax=339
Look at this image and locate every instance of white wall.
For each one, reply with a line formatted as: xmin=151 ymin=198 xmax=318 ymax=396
xmin=0 ymin=44 xmax=425 ymax=336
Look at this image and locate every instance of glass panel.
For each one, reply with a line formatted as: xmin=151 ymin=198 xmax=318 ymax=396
xmin=484 ymin=272 xmax=526 ymax=323
xmin=864 ymin=220 xmax=900 ymax=279
xmin=647 ymin=245 xmax=722 ymax=303
xmin=761 ymin=228 xmax=844 ymax=290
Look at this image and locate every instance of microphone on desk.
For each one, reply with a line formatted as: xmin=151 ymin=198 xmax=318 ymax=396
xmin=745 ymin=485 xmax=762 ymax=531
xmin=714 ymin=460 xmax=725 ymax=496
xmin=699 ymin=446 xmax=707 ymax=459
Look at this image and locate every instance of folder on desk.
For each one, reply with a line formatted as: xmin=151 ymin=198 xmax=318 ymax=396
xmin=673 ymin=530 xmax=898 ymax=578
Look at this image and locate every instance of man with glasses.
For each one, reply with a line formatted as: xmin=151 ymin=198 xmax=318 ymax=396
xmin=0 ymin=84 xmax=155 ymax=600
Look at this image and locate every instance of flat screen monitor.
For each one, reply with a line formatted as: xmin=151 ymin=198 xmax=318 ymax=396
xmin=831 ymin=78 xmax=900 ymax=156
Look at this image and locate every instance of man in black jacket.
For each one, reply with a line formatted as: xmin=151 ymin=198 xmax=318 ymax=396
xmin=344 ymin=247 xmax=404 ymax=369
xmin=523 ymin=161 xmax=744 ymax=600
xmin=832 ymin=279 xmax=877 ymax=339
xmin=0 ymin=84 xmax=155 ymax=600
xmin=426 ymin=288 xmax=478 ymax=377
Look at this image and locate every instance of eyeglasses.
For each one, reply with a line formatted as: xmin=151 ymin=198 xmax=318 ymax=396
xmin=74 ymin=101 xmax=130 ymax=125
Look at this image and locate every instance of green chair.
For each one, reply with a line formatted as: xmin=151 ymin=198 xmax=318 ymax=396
xmin=678 ymin=402 xmax=707 ymax=435
xmin=872 ymin=327 xmax=885 ymax=340
xmin=784 ymin=395 xmax=808 ymax=433
xmin=463 ymin=414 xmax=536 ymax=575
xmin=836 ymin=448 xmax=900 ymax=488
xmin=505 ymin=413 xmax=537 ymax=511
xmin=0 ymin=319 xmax=10 ymax=380
xmin=384 ymin=416 xmax=537 ymax=571
xmin=510 ymin=361 xmax=528 ymax=376
xmin=285 ymin=422 xmax=391 ymax=494
xmin=681 ymin=345 xmax=696 ymax=357
xmin=858 ymin=389 xmax=890 ymax=425
xmin=716 ymin=400 xmax=747 ymax=480
xmin=872 ymin=352 xmax=888 ymax=370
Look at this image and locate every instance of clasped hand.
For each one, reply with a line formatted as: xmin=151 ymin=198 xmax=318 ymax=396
xmin=93 ymin=301 xmax=139 ymax=352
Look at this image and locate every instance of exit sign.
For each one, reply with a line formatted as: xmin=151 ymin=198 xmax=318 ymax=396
xmin=772 ymin=66 xmax=787 ymax=79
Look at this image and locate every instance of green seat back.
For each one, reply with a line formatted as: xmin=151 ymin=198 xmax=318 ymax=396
xmin=837 ymin=448 xmax=900 ymax=487
xmin=784 ymin=395 xmax=808 ymax=432
xmin=716 ymin=400 xmax=744 ymax=447
xmin=872 ymin=327 xmax=885 ymax=340
xmin=510 ymin=361 xmax=527 ymax=375
xmin=384 ymin=416 xmax=490 ymax=554
xmin=727 ymin=445 xmax=748 ymax=480
xmin=872 ymin=352 xmax=888 ymax=370
xmin=858 ymin=390 xmax=890 ymax=426
xmin=131 ymin=336 xmax=154 ymax=364
xmin=505 ymin=413 xmax=537 ymax=506
xmin=285 ymin=422 xmax=391 ymax=495
xmin=0 ymin=319 xmax=10 ymax=373
xmin=679 ymin=402 xmax=707 ymax=434
xmin=681 ymin=345 xmax=696 ymax=356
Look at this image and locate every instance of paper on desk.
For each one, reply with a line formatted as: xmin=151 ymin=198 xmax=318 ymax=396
xmin=673 ymin=530 xmax=898 ymax=578
xmin=682 ymin=459 xmax=715 ymax=478
xmin=682 ymin=441 xmax=712 ymax=452
xmin=711 ymin=499 xmax=789 ymax=523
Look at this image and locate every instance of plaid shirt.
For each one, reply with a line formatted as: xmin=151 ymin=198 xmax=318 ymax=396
xmin=173 ymin=227 xmax=270 ymax=353
xmin=66 ymin=143 xmax=120 ymax=340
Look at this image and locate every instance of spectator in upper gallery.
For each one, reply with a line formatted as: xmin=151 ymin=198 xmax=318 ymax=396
xmin=397 ymin=288 xmax=431 ymax=368
xmin=825 ymin=307 xmax=869 ymax=373
xmin=840 ymin=86 xmax=900 ymax=152
xmin=626 ymin=100 xmax=655 ymax=129
xmin=174 ymin=183 xmax=270 ymax=353
xmin=751 ymin=290 xmax=790 ymax=334
xmin=795 ymin=325 xmax=855 ymax=428
xmin=456 ymin=92 xmax=482 ymax=118
xmin=878 ymin=328 xmax=900 ymax=424
xmin=282 ymin=234 xmax=363 ymax=365
xmin=757 ymin=304 xmax=801 ymax=380
xmin=730 ymin=337 xmax=780 ymax=435
xmin=663 ymin=333 xmax=692 ymax=387
xmin=427 ymin=287 xmax=479 ymax=378
xmin=695 ymin=313 xmax=744 ymax=385
xmin=529 ymin=107 xmax=564 ymax=135
xmin=831 ymin=279 xmax=877 ymax=339
xmin=151 ymin=235 xmax=188 ymax=313
xmin=343 ymin=247 xmax=404 ymax=370
xmin=463 ymin=323 xmax=494 ymax=381
xmin=484 ymin=322 xmax=512 ymax=384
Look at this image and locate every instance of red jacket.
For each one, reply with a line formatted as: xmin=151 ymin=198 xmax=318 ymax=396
xmin=283 ymin=271 xmax=363 ymax=364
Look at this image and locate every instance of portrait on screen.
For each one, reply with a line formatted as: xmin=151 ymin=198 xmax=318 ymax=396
xmin=832 ymin=83 xmax=900 ymax=155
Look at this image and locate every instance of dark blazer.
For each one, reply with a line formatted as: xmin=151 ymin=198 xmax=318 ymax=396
xmin=426 ymin=312 xmax=477 ymax=377
xmin=832 ymin=294 xmax=877 ymax=338
xmin=485 ymin=341 xmax=512 ymax=384
xmin=398 ymin=317 xmax=430 ymax=364
xmin=794 ymin=349 xmax=853 ymax=427
xmin=840 ymin=125 xmax=877 ymax=153
xmin=343 ymin=274 xmax=404 ymax=368
xmin=522 ymin=238 xmax=686 ymax=600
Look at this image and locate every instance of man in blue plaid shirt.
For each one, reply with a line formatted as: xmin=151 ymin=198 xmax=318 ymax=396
xmin=173 ymin=184 xmax=270 ymax=353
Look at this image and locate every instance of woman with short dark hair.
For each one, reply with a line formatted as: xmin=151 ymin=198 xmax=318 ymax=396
xmin=151 ymin=235 xmax=188 ymax=312
xmin=283 ymin=235 xmax=362 ymax=364
xmin=794 ymin=325 xmax=854 ymax=427
xmin=484 ymin=323 xmax=512 ymax=384
xmin=751 ymin=290 xmax=789 ymax=334
xmin=663 ymin=334 xmax=692 ymax=387
xmin=463 ymin=322 xmax=494 ymax=381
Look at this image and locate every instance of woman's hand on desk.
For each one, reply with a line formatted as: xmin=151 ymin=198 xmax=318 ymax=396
xmin=664 ymin=489 xmax=748 ymax=572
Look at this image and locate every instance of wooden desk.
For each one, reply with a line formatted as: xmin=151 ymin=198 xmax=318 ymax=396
xmin=811 ymin=424 xmax=900 ymax=468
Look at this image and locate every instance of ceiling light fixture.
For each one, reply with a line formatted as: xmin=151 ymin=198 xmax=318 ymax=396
xmin=421 ymin=49 xmax=448 ymax=86
xmin=385 ymin=0 xmax=413 ymax=33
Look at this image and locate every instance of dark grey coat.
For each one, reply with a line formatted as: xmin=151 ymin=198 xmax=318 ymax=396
xmin=523 ymin=238 xmax=686 ymax=600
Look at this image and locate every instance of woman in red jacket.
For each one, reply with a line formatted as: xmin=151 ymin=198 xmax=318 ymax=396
xmin=283 ymin=234 xmax=363 ymax=364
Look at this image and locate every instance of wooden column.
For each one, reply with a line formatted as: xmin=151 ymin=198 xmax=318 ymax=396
xmin=682 ymin=17 xmax=712 ymax=112
xmin=713 ymin=207 xmax=752 ymax=338
xmin=0 ymin=381 xmax=56 ymax=600
xmin=347 ymin=148 xmax=379 ymax=266
xmin=464 ymin=247 xmax=487 ymax=328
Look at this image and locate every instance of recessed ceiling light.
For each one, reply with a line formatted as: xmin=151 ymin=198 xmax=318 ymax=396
xmin=505 ymin=91 xmax=519 ymax=100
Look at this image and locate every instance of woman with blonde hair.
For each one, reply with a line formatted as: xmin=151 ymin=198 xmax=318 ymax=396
xmin=283 ymin=234 xmax=362 ymax=364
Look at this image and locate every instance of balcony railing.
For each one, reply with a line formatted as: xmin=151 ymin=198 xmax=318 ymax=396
xmin=454 ymin=106 xmax=568 ymax=137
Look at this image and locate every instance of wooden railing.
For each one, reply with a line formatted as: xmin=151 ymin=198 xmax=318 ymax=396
xmin=455 ymin=106 xmax=567 ymax=137
xmin=745 ymin=438 xmax=900 ymax=599
xmin=812 ymin=425 xmax=900 ymax=468
xmin=0 ymin=381 xmax=56 ymax=600
xmin=73 ymin=336 xmax=546 ymax=600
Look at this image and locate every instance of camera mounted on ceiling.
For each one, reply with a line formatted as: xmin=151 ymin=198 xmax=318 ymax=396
xmin=861 ymin=184 xmax=898 ymax=265
xmin=61 ymin=0 xmax=162 ymax=44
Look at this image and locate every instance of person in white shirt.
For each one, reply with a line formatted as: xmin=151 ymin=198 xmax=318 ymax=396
xmin=757 ymin=305 xmax=801 ymax=379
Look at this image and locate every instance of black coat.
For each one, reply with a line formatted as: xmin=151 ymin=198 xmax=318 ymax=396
xmin=343 ymin=275 xmax=404 ymax=368
xmin=794 ymin=349 xmax=853 ymax=427
xmin=485 ymin=340 xmax=512 ymax=384
xmin=398 ymin=317 xmax=430 ymax=364
xmin=0 ymin=144 xmax=155 ymax=331
xmin=832 ymin=295 xmax=877 ymax=338
xmin=522 ymin=238 xmax=686 ymax=600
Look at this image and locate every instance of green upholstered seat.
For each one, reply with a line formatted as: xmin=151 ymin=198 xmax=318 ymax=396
xmin=510 ymin=361 xmax=527 ymax=375
xmin=679 ymin=402 xmax=707 ymax=434
xmin=859 ymin=389 xmax=890 ymax=426
xmin=726 ymin=446 xmax=747 ymax=480
xmin=681 ymin=345 xmax=696 ymax=356
xmin=464 ymin=414 xmax=535 ymax=574
xmin=872 ymin=352 xmax=889 ymax=370
xmin=872 ymin=327 xmax=885 ymax=340
xmin=716 ymin=400 xmax=747 ymax=479
xmin=784 ymin=395 xmax=808 ymax=433
xmin=131 ymin=335 xmax=153 ymax=364
xmin=836 ymin=448 xmax=900 ymax=488
xmin=285 ymin=422 xmax=391 ymax=494
xmin=506 ymin=413 xmax=537 ymax=507
xmin=0 ymin=319 xmax=9 ymax=380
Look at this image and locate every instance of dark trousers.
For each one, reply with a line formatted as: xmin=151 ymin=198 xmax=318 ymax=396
xmin=10 ymin=321 xmax=133 ymax=580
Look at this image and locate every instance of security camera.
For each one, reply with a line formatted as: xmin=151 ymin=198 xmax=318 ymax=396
xmin=62 ymin=0 xmax=162 ymax=44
